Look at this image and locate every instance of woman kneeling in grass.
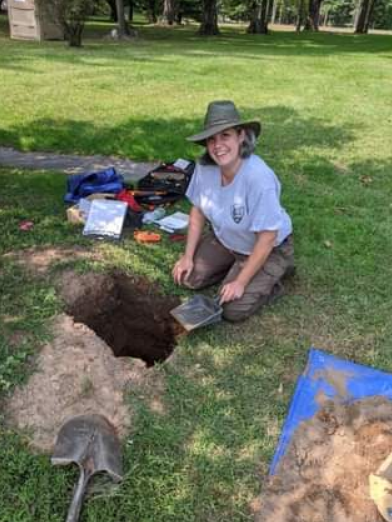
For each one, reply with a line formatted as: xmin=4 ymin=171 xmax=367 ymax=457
xmin=173 ymin=100 xmax=294 ymax=322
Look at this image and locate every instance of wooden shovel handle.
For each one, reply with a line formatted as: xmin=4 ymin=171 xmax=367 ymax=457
xmin=66 ymin=467 xmax=92 ymax=522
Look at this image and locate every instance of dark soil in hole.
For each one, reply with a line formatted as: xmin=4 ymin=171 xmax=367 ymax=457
xmin=63 ymin=271 xmax=183 ymax=366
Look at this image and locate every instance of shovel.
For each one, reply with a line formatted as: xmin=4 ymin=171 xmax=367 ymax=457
xmin=52 ymin=414 xmax=123 ymax=522
xmin=170 ymin=294 xmax=223 ymax=332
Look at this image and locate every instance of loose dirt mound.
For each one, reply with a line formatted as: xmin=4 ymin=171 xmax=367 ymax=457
xmin=5 ymin=270 xmax=183 ymax=452
xmin=6 ymin=314 xmax=145 ymax=452
xmin=257 ymin=396 xmax=392 ymax=522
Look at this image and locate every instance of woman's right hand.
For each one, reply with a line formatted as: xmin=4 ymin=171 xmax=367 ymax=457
xmin=172 ymin=255 xmax=194 ymax=285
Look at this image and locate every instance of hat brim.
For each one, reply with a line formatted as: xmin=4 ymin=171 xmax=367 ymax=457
xmin=187 ymin=120 xmax=261 ymax=146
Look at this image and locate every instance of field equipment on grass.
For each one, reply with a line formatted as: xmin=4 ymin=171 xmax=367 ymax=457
xmin=133 ymin=230 xmax=162 ymax=244
xmin=170 ymin=294 xmax=223 ymax=332
xmin=52 ymin=414 xmax=123 ymax=522
xmin=136 ymin=160 xmax=195 ymax=207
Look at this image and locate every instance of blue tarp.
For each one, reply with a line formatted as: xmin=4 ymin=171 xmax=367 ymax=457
xmin=270 ymin=348 xmax=392 ymax=475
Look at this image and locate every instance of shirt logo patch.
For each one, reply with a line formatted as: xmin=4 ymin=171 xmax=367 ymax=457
xmin=231 ymin=204 xmax=245 ymax=224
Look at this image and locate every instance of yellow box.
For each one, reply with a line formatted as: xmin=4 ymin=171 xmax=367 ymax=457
xmin=66 ymin=206 xmax=86 ymax=225
xmin=66 ymin=194 xmax=116 ymax=225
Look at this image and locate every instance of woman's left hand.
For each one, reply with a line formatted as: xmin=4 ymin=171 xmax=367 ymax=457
xmin=220 ymin=280 xmax=245 ymax=304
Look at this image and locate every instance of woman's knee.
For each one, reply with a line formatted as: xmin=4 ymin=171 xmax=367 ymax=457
xmin=222 ymin=293 xmax=271 ymax=322
xmin=182 ymin=274 xmax=207 ymax=290
xmin=222 ymin=303 xmax=254 ymax=322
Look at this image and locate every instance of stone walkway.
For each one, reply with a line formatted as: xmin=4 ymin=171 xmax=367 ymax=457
xmin=0 ymin=146 xmax=158 ymax=182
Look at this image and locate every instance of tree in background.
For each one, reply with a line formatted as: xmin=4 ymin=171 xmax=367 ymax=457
xmin=106 ymin=0 xmax=118 ymax=20
xmin=115 ymin=0 xmax=132 ymax=35
xmin=296 ymin=0 xmax=307 ymax=30
xmin=304 ymin=0 xmax=324 ymax=29
xmin=247 ymin=0 xmax=270 ymax=33
xmin=36 ymin=0 xmax=95 ymax=46
xmin=354 ymin=0 xmax=377 ymax=31
xmin=198 ymin=0 xmax=220 ymax=34
xmin=162 ymin=0 xmax=177 ymax=23
xmin=146 ymin=0 xmax=159 ymax=22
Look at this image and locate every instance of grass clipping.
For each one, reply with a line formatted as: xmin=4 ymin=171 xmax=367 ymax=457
xmin=257 ymin=395 xmax=392 ymax=522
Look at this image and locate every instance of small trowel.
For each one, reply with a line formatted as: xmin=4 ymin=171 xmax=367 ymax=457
xmin=369 ymin=451 xmax=392 ymax=522
xmin=52 ymin=414 xmax=123 ymax=522
xmin=170 ymin=294 xmax=223 ymax=332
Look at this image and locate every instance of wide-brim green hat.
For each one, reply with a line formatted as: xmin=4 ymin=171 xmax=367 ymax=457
xmin=187 ymin=100 xmax=261 ymax=146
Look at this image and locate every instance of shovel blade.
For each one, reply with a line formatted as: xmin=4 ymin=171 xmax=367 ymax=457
xmin=52 ymin=413 xmax=123 ymax=482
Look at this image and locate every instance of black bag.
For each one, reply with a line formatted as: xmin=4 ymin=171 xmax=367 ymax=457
xmin=135 ymin=160 xmax=195 ymax=207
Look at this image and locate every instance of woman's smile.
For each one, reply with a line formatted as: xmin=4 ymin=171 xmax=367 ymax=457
xmin=207 ymin=128 xmax=244 ymax=171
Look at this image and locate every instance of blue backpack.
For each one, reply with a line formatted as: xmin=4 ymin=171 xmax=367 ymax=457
xmin=64 ymin=168 xmax=124 ymax=204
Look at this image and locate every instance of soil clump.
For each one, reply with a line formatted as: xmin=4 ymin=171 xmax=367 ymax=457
xmin=257 ymin=396 xmax=392 ymax=522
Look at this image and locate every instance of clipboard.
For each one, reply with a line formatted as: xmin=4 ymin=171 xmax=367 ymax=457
xmin=82 ymin=199 xmax=128 ymax=240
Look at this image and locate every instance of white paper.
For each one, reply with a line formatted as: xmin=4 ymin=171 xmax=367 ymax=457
xmin=83 ymin=199 xmax=127 ymax=239
xmin=157 ymin=211 xmax=189 ymax=232
xmin=173 ymin=158 xmax=191 ymax=170
xmin=78 ymin=198 xmax=91 ymax=215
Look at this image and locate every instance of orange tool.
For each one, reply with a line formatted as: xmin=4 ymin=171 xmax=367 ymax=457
xmin=133 ymin=230 xmax=161 ymax=244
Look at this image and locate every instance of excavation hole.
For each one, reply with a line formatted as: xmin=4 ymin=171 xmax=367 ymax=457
xmin=63 ymin=271 xmax=182 ymax=366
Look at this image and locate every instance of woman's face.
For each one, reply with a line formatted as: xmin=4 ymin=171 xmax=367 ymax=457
xmin=206 ymin=128 xmax=245 ymax=169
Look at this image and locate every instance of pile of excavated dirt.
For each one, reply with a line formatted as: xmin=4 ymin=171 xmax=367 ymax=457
xmin=5 ymin=270 xmax=183 ymax=452
xmin=257 ymin=396 xmax=392 ymax=522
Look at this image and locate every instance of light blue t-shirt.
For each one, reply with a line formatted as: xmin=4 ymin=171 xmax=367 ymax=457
xmin=186 ymin=154 xmax=292 ymax=255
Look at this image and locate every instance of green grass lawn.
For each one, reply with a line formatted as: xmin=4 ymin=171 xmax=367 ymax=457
xmin=1 ymin=14 xmax=392 ymax=522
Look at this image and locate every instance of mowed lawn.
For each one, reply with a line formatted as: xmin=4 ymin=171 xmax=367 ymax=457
xmin=1 ymin=14 xmax=392 ymax=522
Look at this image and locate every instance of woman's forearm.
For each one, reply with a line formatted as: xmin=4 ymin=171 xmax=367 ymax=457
xmin=236 ymin=231 xmax=277 ymax=287
xmin=184 ymin=206 xmax=206 ymax=259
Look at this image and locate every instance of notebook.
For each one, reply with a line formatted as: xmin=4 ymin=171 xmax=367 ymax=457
xmin=82 ymin=199 xmax=127 ymax=240
xmin=156 ymin=211 xmax=189 ymax=233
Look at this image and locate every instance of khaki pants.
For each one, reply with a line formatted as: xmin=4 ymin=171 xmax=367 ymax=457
xmin=184 ymin=233 xmax=294 ymax=322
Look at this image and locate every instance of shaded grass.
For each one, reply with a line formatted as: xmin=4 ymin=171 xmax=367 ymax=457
xmin=0 ymin=19 xmax=392 ymax=522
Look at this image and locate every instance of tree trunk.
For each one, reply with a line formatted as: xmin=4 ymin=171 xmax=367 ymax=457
xmin=278 ymin=4 xmax=283 ymax=24
xmin=354 ymin=0 xmax=376 ymax=33
xmin=146 ymin=0 xmax=158 ymax=23
xmin=271 ymin=0 xmax=277 ymax=23
xmin=323 ymin=8 xmax=329 ymax=26
xmin=65 ymin=22 xmax=84 ymax=47
xmin=247 ymin=0 xmax=269 ymax=33
xmin=266 ymin=0 xmax=273 ymax=22
xmin=296 ymin=0 xmax=305 ymax=31
xmin=259 ymin=0 xmax=269 ymax=33
xmin=115 ymin=0 xmax=131 ymax=36
xmin=247 ymin=1 xmax=261 ymax=33
xmin=366 ymin=0 xmax=377 ymax=29
xmin=198 ymin=0 xmax=220 ymax=35
xmin=128 ymin=0 xmax=134 ymax=21
xmin=304 ymin=0 xmax=323 ymax=30
xmin=162 ymin=0 xmax=176 ymax=24
xmin=106 ymin=0 xmax=117 ymax=21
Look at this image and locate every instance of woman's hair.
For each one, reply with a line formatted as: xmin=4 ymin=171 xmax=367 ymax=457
xmin=199 ymin=126 xmax=257 ymax=166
